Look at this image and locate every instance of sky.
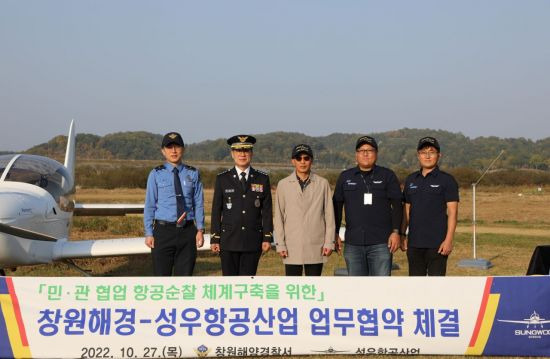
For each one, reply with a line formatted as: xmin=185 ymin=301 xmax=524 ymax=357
xmin=1 ymin=0 xmax=549 ymax=151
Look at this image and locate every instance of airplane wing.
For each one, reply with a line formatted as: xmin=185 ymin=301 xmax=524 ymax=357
xmin=52 ymin=234 xmax=212 ymax=260
xmin=74 ymin=203 xmax=144 ymax=216
xmin=0 ymin=222 xmax=211 ymax=263
xmin=52 ymin=237 xmax=149 ymax=259
xmin=497 ymin=320 xmax=530 ymax=324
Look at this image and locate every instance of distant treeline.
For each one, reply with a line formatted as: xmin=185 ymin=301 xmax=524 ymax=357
xmin=76 ymin=164 xmax=550 ymax=189
xmin=27 ymin=128 xmax=550 ymax=171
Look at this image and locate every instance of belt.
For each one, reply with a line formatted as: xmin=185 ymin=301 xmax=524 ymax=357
xmin=154 ymin=219 xmax=191 ymax=228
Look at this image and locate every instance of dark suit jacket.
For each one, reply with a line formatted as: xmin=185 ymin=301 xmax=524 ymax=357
xmin=210 ymin=167 xmax=273 ymax=251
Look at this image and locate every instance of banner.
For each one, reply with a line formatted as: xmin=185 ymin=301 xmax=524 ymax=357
xmin=1 ymin=276 xmax=549 ymax=358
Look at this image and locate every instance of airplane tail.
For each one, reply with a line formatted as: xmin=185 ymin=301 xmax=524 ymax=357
xmin=64 ymin=120 xmax=76 ymax=179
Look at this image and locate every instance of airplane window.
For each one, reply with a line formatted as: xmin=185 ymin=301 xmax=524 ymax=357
xmin=0 ymin=155 xmax=13 ymax=179
xmin=2 ymin=155 xmax=75 ymax=206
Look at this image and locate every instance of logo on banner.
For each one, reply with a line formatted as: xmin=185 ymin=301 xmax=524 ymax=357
xmin=497 ymin=310 xmax=550 ymax=339
xmin=311 ymin=347 xmax=349 ymax=354
xmin=194 ymin=345 xmax=211 ymax=357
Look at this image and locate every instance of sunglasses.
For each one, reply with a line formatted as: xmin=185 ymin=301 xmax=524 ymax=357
xmin=295 ymin=155 xmax=312 ymax=162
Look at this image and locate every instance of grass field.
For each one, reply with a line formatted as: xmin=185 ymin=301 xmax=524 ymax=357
xmin=5 ymin=186 xmax=549 ymax=358
xmin=9 ymin=185 xmax=550 ymax=277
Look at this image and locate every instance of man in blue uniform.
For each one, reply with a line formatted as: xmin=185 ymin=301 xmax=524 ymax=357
xmin=144 ymin=132 xmax=205 ymax=276
xmin=333 ymin=135 xmax=402 ymax=276
xmin=210 ymin=135 xmax=273 ymax=276
xmin=401 ymin=136 xmax=459 ymax=276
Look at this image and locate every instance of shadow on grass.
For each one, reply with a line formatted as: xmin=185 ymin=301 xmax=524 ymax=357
xmin=97 ymin=252 xmax=224 ymax=276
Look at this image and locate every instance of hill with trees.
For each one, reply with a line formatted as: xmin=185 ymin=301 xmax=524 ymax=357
xmin=25 ymin=129 xmax=550 ymax=171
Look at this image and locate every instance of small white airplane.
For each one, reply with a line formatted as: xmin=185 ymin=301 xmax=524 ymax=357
xmin=498 ymin=311 xmax=550 ymax=328
xmin=0 ymin=121 xmax=210 ymax=276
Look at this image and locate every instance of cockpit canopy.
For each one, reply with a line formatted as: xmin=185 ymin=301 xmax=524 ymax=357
xmin=0 ymin=154 xmax=75 ymax=203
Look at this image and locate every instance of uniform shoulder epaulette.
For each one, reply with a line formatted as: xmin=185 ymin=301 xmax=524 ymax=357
xmin=217 ymin=168 xmax=231 ymax=176
xmin=184 ymin=164 xmax=197 ymax=171
xmin=254 ymin=168 xmax=269 ymax=176
xmin=154 ymin=164 xmax=165 ymax=171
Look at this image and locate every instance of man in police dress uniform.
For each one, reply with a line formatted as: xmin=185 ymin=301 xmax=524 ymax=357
xmin=210 ymin=135 xmax=273 ymax=276
xmin=144 ymin=132 xmax=205 ymax=276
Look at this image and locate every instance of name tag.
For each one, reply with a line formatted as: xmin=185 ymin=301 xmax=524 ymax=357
xmin=225 ymin=189 xmax=235 ymax=193
xmin=364 ymin=193 xmax=372 ymax=205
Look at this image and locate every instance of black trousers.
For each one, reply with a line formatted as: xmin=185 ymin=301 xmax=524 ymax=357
xmin=152 ymin=223 xmax=197 ymax=276
xmin=220 ymin=250 xmax=262 ymax=276
xmin=407 ymin=247 xmax=448 ymax=276
xmin=285 ymin=263 xmax=323 ymax=276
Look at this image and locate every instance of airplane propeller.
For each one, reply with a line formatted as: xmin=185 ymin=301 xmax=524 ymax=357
xmin=0 ymin=222 xmax=60 ymax=242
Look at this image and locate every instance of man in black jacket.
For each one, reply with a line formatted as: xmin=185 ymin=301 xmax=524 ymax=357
xmin=333 ymin=136 xmax=402 ymax=276
xmin=210 ymin=135 xmax=273 ymax=276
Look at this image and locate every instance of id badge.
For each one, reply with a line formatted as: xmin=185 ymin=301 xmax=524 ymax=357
xmin=364 ymin=193 xmax=373 ymax=205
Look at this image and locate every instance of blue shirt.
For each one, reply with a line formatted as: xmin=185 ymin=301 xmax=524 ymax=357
xmin=144 ymin=162 xmax=205 ymax=236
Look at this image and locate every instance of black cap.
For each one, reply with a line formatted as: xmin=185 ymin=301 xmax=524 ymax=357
xmin=355 ymin=135 xmax=378 ymax=150
xmin=227 ymin=135 xmax=256 ymax=150
xmin=417 ymin=136 xmax=440 ymax=152
xmin=291 ymin=144 xmax=314 ymax=159
xmin=162 ymin=132 xmax=184 ymax=147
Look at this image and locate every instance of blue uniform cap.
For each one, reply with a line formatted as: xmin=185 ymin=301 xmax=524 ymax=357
xmin=162 ymin=132 xmax=184 ymax=147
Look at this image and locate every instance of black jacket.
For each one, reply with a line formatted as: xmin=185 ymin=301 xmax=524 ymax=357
xmin=210 ymin=167 xmax=273 ymax=251
xmin=333 ymin=165 xmax=402 ymax=246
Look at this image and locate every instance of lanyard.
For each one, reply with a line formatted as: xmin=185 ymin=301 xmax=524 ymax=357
xmin=359 ymin=168 xmax=374 ymax=193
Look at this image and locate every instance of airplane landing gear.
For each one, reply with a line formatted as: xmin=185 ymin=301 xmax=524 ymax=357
xmin=62 ymin=259 xmax=92 ymax=277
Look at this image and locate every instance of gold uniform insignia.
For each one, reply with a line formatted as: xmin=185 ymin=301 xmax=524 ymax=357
xmin=169 ymin=133 xmax=177 ymax=139
xmin=238 ymin=136 xmax=248 ymax=143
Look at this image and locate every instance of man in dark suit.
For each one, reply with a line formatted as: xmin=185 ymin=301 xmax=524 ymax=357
xmin=210 ymin=135 xmax=273 ymax=276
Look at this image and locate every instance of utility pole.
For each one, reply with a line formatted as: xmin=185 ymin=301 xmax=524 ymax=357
xmin=458 ymin=150 xmax=504 ymax=269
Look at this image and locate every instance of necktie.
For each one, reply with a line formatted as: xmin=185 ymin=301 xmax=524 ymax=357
xmin=173 ymin=167 xmax=185 ymax=220
xmin=240 ymin=171 xmax=247 ymax=192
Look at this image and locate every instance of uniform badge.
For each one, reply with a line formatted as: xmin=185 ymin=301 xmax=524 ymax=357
xmin=254 ymin=198 xmax=261 ymax=208
xmin=226 ymin=197 xmax=232 ymax=209
xmin=251 ymin=184 xmax=264 ymax=192
xmin=224 ymin=189 xmax=235 ymax=193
